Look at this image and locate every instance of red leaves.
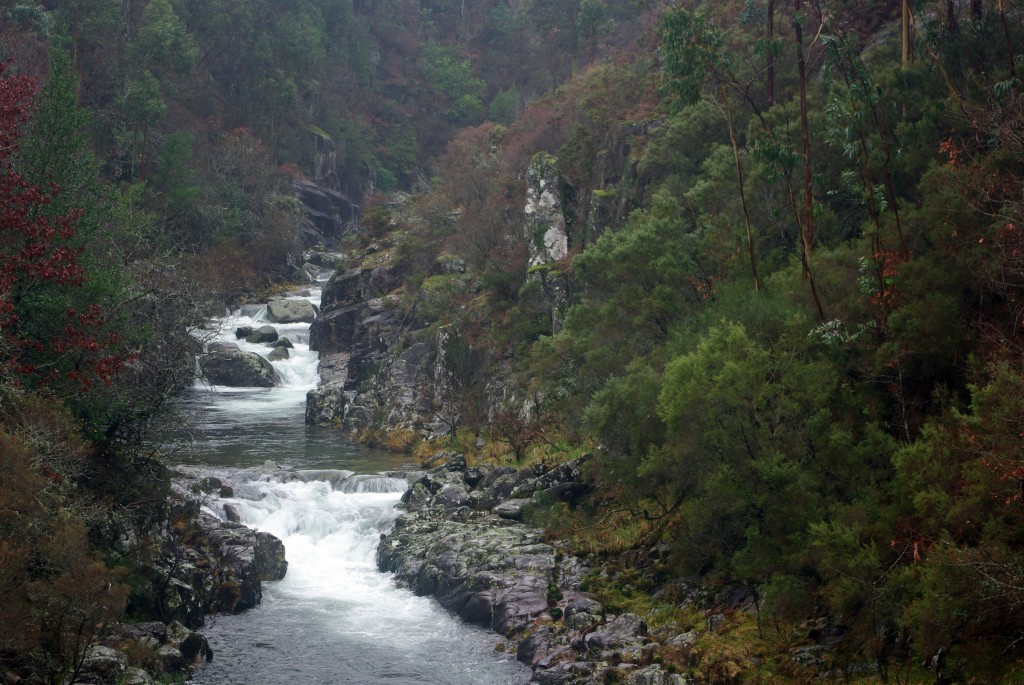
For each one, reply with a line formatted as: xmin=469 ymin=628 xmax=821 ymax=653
xmin=0 ymin=62 xmax=125 ymax=392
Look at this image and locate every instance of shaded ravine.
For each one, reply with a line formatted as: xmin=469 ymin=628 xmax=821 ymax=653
xmin=177 ymin=281 xmax=530 ymax=685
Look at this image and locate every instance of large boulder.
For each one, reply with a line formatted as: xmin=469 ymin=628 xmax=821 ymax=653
xmin=80 ymin=645 xmax=128 ymax=683
xmin=305 ymin=387 xmax=346 ymax=424
xmin=267 ymin=299 xmax=317 ymax=324
xmin=246 ymin=325 xmax=279 ymax=344
xmin=200 ymin=349 xmax=279 ymax=388
xmin=255 ymin=531 xmax=289 ymax=581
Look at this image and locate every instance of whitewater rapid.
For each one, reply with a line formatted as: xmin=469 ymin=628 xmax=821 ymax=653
xmin=179 ymin=278 xmax=529 ymax=684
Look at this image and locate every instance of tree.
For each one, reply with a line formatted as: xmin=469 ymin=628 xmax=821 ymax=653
xmin=0 ymin=61 xmax=129 ymax=394
xmin=660 ymin=8 xmax=761 ymax=291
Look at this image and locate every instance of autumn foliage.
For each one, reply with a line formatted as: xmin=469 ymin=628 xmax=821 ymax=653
xmin=0 ymin=63 xmax=127 ymax=392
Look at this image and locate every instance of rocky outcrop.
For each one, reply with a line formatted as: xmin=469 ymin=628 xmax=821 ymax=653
xmin=82 ymin=621 xmax=212 ymax=685
xmin=525 ymin=152 xmax=570 ymax=269
xmin=377 ymin=453 xmax=687 ymax=684
xmin=524 ymin=152 xmax=571 ymax=333
xmin=293 ymin=179 xmax=359 ymax=245
xmin=306 ymin=262 xmax=442 ymax=429
xmin=199 ymin=348 xmax=280 ymax=387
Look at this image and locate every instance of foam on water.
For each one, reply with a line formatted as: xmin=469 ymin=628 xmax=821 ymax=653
xmin=183 ymin=274 xmax=529 ymax=684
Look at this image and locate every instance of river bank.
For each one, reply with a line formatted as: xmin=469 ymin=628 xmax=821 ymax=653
xmin=379 ymin=452 xmax=696 ymax=685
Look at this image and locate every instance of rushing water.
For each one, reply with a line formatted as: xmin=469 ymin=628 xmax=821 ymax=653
xmin=175 ymin=278 xmax=530 ymax=685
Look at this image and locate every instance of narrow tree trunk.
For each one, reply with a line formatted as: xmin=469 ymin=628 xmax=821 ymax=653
xmin=972 ymin=0 xmax=984 ymax=21
xmin=794 ymin=0 xmax=826 ymax=321
xmin=998 ymin=0 xmax=1020 ymax=86
xmin=722 ymin=94 xmax=761 ymax=292
xmin=139 ymin=122 xmax=149 ymax=182
xmin=902 ymin=0 xmax=913 ymax=67
xmin=767 ymin=0 xmax=776 ymax=106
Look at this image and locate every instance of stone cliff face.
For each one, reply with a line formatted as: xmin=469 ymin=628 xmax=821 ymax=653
xmin=307 ymin=256 xmax=439 ymax=430
xmin=525 ymin=152 xmax=572 ymax=335
xmin=293 ymin=179 xmax=360 ymax=247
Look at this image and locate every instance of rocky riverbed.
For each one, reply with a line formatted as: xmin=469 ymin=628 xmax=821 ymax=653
xmin=379 ymin=453 xmax=692 ymax=685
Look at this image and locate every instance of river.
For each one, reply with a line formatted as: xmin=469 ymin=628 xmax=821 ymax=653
xmin=172 ymin=280 xmax=530 ymax=685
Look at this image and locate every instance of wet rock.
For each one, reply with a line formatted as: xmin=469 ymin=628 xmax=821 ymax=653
xmin=157 ymin=646 xmax=186 ymax=673
xmin=274 ymin=337 xmax=295 ymax=349
xmin=255 ymin=531 xmax=288 ymax=581
xmin=195 ymin=477 xmax=222 ymax=494
xmin=80 ymin=645 xmax=128 ymax=682
xmin=178 ymin=631 xmax=212 ymax=663
xmin=200 ymin=349 xmax=279 ymax=388
xmin=208 ymin=341 xmax=239 ymax=354
xmin=494 ymin=498 xmax=532 ymax=521
xmin=268 ymin=346 xmax=290 ymax=362
xmin=267 ymin=299 xmax=317 ymax=324
xmin=111 ymin=622 xmax=167 ymax=645
xmin=246 ymin=325 xmax=279 ymax=344
xmin=401 ymin=482 xmax=432 ymax=510
xmin=223 ymin=504 xmax=241 ymax=523
xmin=237 ymin=304 xmax=265 ymax=318
xmin=517 ymin=626 xmax=561 ymax=666
xmin=235 ymin=326 xmax=254 ymax=339
xmin=305 ymin=387 xmax=346 ymax=424
xmin=434 ymin=483 xmax=470 ymax=510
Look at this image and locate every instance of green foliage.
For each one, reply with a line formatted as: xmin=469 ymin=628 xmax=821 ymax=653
xmin=659 ymin=8 xmax=722 ymax=109
xmin=421 ymin=42 xmax=487 ymax=125
xmin=488 ymin=88 xmax=518 ymax=124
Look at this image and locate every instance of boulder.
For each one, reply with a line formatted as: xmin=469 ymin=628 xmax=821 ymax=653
xmin=120 ymin=667 xmax=156 ymax=685
xmin=564 ymin=597 xmax=604 ymax=630
xmin=305 ymin=387 xmax=346 ymax=424
xmin=267 ymin=299 xmax=317 ymax=324
xmin=224 ymin=503 xmax=241 ymax=523
xmin=585 ymin=613 xmax=649 ymax=654
xmin=494 ymin=498 xmax=532 ymax=521
xmin=208 ymin=341 xmax=239 ymax=354
xmin=157 ymin=646 xmax=186 ymax=674
xmin=268 ymin=346 xmax=289 ymax=362
xmin=80 ymin=645 xmax=128 ymax=682
xmin=274 ymin=337 xmax=294 ymax=349
xmin=255 ymin=531 xmax=288 ymax=581
xmin=434 ymin=483 xmax=470 ymax=510
xmin=246 ymin=325 xmax=279 ymax=344
xmin=195 ymin=476 xmax=223 ymax=494
xmin=200 ymin=349 xmax=279 ymax=388
xmin=235 ymin=326 xmax=254 ymax=339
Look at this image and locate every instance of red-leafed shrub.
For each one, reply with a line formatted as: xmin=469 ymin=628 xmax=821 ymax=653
xmin=0 ymin=62 xmax=129 ymax=393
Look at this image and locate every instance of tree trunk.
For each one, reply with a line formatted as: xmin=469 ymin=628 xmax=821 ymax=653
xmin=794 ymin=0 xmax=825 ymax=321
xmin=722 ymin=93 xmax=761 ymax=292
xmin=973 ymin=0 xmax=984 ymax=22
xmin=998 ymin=0 xmax=1020 ymax=86
xmin=902 ymin=0 xmax=913 ymax=67
xmin=767 ymin=0 xmax=776 ymax=106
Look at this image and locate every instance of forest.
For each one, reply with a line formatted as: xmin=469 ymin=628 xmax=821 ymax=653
xmin=2 ymin=0 xmax=1024 ymax=682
